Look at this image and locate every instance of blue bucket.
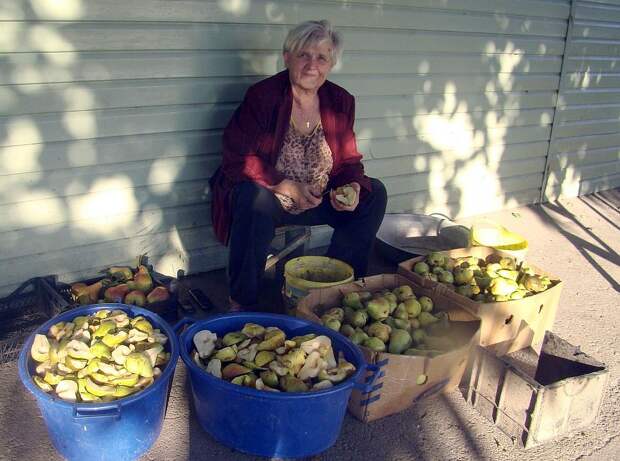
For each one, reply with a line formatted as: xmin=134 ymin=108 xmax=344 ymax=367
xmin=18 ymin=304 xmax=179 ymax=461
xmin=178 ymin=312 xmax=378 ymax=459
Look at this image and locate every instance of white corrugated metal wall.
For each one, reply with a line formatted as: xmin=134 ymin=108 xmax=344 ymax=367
xmin=0 ymin=0 xmax=606 ymax=296
xmin=543 ymin=0 xmax=620 ymax=199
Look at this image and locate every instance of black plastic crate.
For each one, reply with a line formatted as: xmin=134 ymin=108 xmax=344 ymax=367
xmin=0 ymin=277 xmax=71 ymax=364
xmin=54 ymin=269 xmax=180 ymax=324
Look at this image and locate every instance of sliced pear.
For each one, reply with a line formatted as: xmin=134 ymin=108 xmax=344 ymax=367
xmin=56 ymin=380 xmax=78 ymax=402
xmin=56 ymin=362 xmax=73 ymax=375
xmin=102 ymin=330 xmax=128 ymax=347
xmin=90 ymin=372 xmax=111 ymax=383
xmin=113 ymin=386 xmax=138 ymax=398
xmin=127 ymin=329 xmax=149 ymax=343
xmin=150 ymin=331 xmax=168 ymax=345
xmin=97 ymin=361 xmax=123 ymax=377
xmin=94 ymin=310 xmax=111 ymax=319
xmin=136 ymin=376 xmax=154 ymax=389
xmin=110 ymin=374 xmax=139 ymax=387
xmin=33 ymin=376 xmax=53 ymax=392
xmin=93 ymin=321 xmax=116 ymax=339
xmin=79 ymin=391 xmax=100 ymax=402
xmin=30 ymin=334 xmax=50 ymax=363
xmin=85 ymin=377 xmax=116 ymax=397
xmin=125 ymin=352 xmax=153 ymax=378
xmin=66 ymin=356 xmax=88 ymax=371
xmin=90 ymin=342 xmax=112 ymax=360
xmin=35 ymin=361 xmax=53 ymax=375
xmin=111 ymin=345 xmax=131 ymax=365
xmin=66 ymin=340 xmax=92 ymax=360
xmin=133 ymin=319 xmax=153 ymax=335
xmin=143 ymin=344 xmax=164 ymax=367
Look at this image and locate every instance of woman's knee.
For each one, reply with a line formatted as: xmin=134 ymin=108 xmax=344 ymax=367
xmin=368 ymin=177 xmax=388 ymax=209
xmin=232 ymin=181 xmax=275 ymax=212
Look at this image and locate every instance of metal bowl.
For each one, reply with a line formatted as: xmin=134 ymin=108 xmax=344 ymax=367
xmin=376 ymin=213 xmax=470 ymax=264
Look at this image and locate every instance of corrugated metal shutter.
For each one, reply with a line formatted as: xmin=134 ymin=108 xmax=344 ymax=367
xmin=0 ymin=0 xmax=570 ymax=294
xmin=543 ymin=0 xmax=620 ymax=200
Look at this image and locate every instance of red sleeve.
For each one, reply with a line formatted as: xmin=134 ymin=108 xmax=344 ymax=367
xmin=221 ymin=87 xmax=284 ymax=187
xmin=328 ymin=95 xmax=372 ymax=193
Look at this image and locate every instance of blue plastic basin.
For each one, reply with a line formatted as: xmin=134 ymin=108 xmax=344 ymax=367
xmin=178 ymin=312 xmax=376 ymax=459
xmin=18 ymin=304 xmax=179 ymax=461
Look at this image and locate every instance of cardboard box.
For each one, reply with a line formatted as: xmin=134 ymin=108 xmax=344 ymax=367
xmin=398 ymin=247 xmax=563 ymax=355
xmin=296 ymin=273 xmax=480 ymax=422
xmin=464 ymin=331 xmax=608 ymax=448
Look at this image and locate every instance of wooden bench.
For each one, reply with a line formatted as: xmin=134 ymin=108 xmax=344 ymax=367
xmin=265 ymin=225 xmax=312 ymax=271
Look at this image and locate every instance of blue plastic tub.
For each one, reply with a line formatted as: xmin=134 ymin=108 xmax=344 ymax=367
xmin=178 ymin=312 xmax=378 ymax=459
xmin=18 ymin=304 xmax=179 ymax=461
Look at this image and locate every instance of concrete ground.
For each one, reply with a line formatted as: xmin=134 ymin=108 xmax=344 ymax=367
xmin=1 ymin=189 xmax=618 ymax=461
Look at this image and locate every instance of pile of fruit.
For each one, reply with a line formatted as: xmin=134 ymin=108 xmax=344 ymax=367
xmin=412 ymin=252 xmax=553 ymax=302
xmin=29 ymin=309 xmax=170 ymax=402
xmin=319 ymin=285 xmax=456 ymax=357
xmin=192 ymin=323 xmax=356 ymax=392
xmin=70 ymin=265 xmax=170 ymax=307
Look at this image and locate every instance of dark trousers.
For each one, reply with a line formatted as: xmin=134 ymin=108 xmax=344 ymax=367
xmin=228 ymin=178 xmax=388 ymax=306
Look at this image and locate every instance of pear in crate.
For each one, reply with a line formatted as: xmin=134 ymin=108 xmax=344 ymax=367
xmin=76 ymin=279 xmax=109 ymax=304
xmin=129 ymin=265 xmax=153 ymax=293
xmin=104 ymin=284 xmax=130 ymax=303
xmin=146 ymin=286 xmax=170 ymax=304
xmin=125 ymin=290 xmax=147 ymax=307
xmin=107 ymin=266 xmax=134 ymax=282
xmin=366 ymin=297 xmax=390 ymax=321
xmin=71 ymin=283 xmax=90 ymax=305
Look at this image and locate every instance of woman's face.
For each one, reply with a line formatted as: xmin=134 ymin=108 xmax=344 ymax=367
xmin=284 ymin=40 xmax=334 ymax=93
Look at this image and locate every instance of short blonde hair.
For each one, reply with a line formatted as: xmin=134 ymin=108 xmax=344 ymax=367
xmin=283 ymin=20 xmax=342 ymax=64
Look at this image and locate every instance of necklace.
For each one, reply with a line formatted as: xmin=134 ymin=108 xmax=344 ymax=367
xmin=293 ymin=95 xmax=319 ymax=132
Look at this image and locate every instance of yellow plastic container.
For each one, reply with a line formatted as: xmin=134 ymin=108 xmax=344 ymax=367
xmin=283 ymin=256 xmax=354 ymax=316
xmin=469 ymin=220 xmax=528 ymax=262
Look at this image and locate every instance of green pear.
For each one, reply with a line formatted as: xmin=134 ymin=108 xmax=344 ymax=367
xmin=362 ymin=337 xmax=386 ymax=352
xmin=438 ymin=271 xmax=454 ymax=284
xmin=414 ymin=261 xmax=430 ymax=275
xmin=393 ymin=318 xmax=410 ymax=330
xmin=402 ymin=298 xmax=422 ymax=318
xmin=426 ymin=252 xmax=445 ymax=267
xmin=339 ymin=324 xmax=355 ymax=337
xmin=393 ymin=303 xmax=409 ymax=321
xmin=418 ymin=312 xmax=439 ymax=327
xmin=419 ymin=296 xmax=434 ymax=312
xmin=366 ymin=297 xmax=390 ymax=321
xmin=342 ymin=292 xmax=364 ymax=310
xmin=393 ymin=285 xmax=414 ymax=301
xmin=388 ymin=329 xmax=412 ymax=354
xmin=367 ymin=322 xmax=391 ymax=343
xmin=124 ymin=290 xmax=146 ymax=307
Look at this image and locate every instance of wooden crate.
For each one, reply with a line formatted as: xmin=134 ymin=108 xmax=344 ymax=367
xmin=464 ymin=331 xmax=608 ymax=448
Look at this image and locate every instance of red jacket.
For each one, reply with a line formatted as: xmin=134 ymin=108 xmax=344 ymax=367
xmin=209 ymin=70 xmax=371 ymax=245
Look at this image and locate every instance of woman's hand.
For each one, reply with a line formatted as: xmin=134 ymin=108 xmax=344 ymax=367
xmin=271 ymin=179 xmax=322 ymax=211
xmin=330 ymin=182 xmax=360 ymax=212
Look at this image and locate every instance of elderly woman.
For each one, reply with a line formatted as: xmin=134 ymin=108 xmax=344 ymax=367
xmin=210 ymin=20 xmax=387 ymax=311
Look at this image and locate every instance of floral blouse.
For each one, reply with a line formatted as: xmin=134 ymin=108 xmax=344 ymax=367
xmin=274 ymin=120 xmax=333 ymax=214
